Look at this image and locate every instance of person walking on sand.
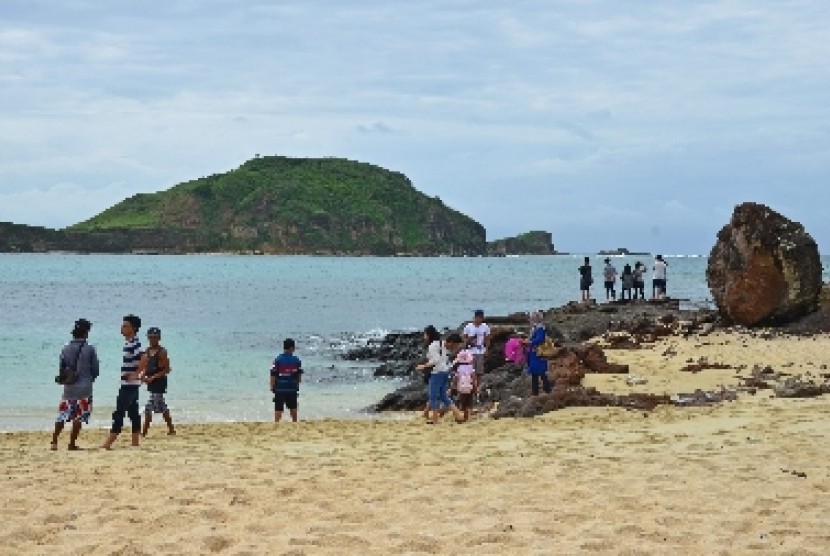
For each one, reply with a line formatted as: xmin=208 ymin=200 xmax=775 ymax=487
xmin=270 ymin=338 xmax=303 ymax=422
xmin=139 ymin=327 xmax=175 ymax=437
xmin=415 ymin=326 xmax=464 ymax=424
xmin=462 ymin=309 xmax=491 ymax=377
xmin=102 ymin=314 xmax=143 ymax=450
xmin=51 ymin=318 xmax=99 ymax=451
xmin=602 ymin=258 xmax=618 ymax=301
xmin=452 ymin=349 xmax=477 ymax=422
xmin=653 ymin=254 xmax=668 ymax=299
xmin=525 ymin=311 xmax=552 ymax=395
xmin=620 ymin=263 xmax=634 ymax=301
xmin=578 ymin=257 xmax=593 ymax=302
xmin=633 ymin=261 xmax=646 ymax=300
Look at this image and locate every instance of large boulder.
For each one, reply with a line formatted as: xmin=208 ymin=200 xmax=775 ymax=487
xmin=707 ymin=203 xmax=822 ymax=326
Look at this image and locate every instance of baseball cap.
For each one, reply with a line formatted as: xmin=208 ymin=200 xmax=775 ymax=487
xmin=147 ymin=327 xmax=161 ymax=336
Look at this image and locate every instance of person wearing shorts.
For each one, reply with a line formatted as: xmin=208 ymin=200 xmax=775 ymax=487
xmin=139 ymin=327 xmax=175 ymax=437
xmin=462 ymin=309 xmax=491 ymax=376
xmin=578 ymin=257 xmax=593 ymax=302
xmin=270 ymin=338 xmax=303 ymax=422
xmin=52 ymin=318 xmax=99 ymax=451
xmin=652 ymin=254 xmax=668 ymax=299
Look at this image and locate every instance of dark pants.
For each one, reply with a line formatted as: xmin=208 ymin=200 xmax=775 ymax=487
xmin=531 ymin=373 xmax=552 ymax=395
xmin=111 ymin=385 xmax=141 ymax=434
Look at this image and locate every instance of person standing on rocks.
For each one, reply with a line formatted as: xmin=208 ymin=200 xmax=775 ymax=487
xmin=620 ymin=264 xmax=634 ymax=300
xmin=603 ymin=258 xmax=618 ymax=301
xmin=633 ymin=261 xmax=646 ymax=299
xmin=578 ymin=257 xmax=593 ymax=302
xmin=462 ymin=309 xmax=491 ymax=376
xmin=653 ymin=255 xmax=668 ymax=299
xmin=52 ymin=318 xmax=99 ymax=451
xmin=525 ymin=311 xmax=552 ymax=395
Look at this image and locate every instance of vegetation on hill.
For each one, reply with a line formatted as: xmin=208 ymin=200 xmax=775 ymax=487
xmin=68 ymin=156 xmax=485 ymax=255
xmin=487 ymin=230 xmax=556 ymax=255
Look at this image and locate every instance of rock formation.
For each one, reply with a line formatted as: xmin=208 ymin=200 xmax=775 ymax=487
xmin=707 ymin=202 xmax=822 ymax=326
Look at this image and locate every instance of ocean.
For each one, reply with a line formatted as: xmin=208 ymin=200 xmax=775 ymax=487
xmin=2 ymin=253 xmax=827 ymax=432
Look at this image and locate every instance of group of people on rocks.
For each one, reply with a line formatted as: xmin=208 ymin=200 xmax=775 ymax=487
xmin=414 ymin=308 xmax=552 ymax=424
xmin=579 ymin=255 xmax=669 ymax=302
xmin=51 ymin=315 xmax=175 ymax=451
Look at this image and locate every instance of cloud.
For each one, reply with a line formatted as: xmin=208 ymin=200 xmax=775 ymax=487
xmin=355 ymin=121 xmax=395 ymax=134
xmin=0 ymin=1 xmax=828 ymax=253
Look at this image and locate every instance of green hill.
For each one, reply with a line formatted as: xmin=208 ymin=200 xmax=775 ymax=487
xmin=486 ymin=231 xmax=556 ymax=255
xmin=67 ymin=156 xmax=485 ymax=255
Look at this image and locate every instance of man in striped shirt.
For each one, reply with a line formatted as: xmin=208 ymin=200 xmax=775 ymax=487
xmin=102 ymin=314 xmax=143 ymax=449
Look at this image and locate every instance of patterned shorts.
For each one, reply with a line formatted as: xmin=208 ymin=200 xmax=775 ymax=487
xmin=144 ymin=392 xmax=168 ymax=414
xmin=56 ymin=397 xmax=93 ymax=424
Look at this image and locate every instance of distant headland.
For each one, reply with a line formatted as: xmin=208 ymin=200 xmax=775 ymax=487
xmin=0 ymin=155 xmax=557 ymax=256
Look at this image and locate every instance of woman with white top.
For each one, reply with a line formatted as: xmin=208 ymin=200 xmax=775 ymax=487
xmin=415 ymin=325 xmax=464 ymax=424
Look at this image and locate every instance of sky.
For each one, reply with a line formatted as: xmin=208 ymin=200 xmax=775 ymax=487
xmin=1 ymin=1 xmax=828 ymax=254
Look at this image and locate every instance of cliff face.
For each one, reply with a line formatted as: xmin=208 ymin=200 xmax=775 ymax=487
xmin=487 ymin=231 xmax=555 ymax=255
xmin=3 ymin=156 xmax=486 ymax=255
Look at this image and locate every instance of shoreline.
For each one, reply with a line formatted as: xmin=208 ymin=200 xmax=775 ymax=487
xmin=3 ymin=394 xmax=830 ymax=554
xmin=4 ymin=321 xmax=830 ymax=553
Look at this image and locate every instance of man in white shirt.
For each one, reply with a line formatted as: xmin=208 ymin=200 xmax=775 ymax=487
xmin=462 ymin=309 xmax=491 ymax=375
xmin=652 ymin=254 xmax=668 ymax=299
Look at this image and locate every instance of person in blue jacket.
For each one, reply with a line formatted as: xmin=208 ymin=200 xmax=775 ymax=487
xmin=526 ymin=311 xmax=552 ymax=395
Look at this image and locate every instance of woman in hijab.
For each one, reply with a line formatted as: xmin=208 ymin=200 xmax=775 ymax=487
xmin=526 ymin=311 xmax=552 ymax=395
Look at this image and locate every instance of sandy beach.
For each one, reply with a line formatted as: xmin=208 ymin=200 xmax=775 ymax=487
xmin=3 ymin=330 xmax=830 ymax=555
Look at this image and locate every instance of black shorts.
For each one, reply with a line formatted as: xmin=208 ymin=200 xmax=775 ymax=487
xmin=653 ymin=278 xmax=666 ymax=292
xmin=457 ymin=392 xmax=474 ymax=410
xmin=604 ymin=281 xmax=614 ymax=289
xmin=273 ymin=392 xmax=298 ymax=411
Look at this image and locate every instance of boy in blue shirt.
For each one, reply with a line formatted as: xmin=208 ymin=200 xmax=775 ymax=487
xmin=270 ymin=338 xmax=303 ymax=422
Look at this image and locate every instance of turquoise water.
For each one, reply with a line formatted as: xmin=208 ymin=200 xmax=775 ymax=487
xmin=1 ymin=253 xmax=826 ymax=431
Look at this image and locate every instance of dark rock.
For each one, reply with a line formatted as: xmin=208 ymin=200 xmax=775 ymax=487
xmin=373 ymin=381 xmax=427 ymax=411
xmin=774 ymin=377 xmax=830 ymax=398
xmin=707 ymin=202 xmax=822 ymax=326
xmin=373 ymin=362 xmax=413 ymax=377
xmin=679 ymin=360 xmax=732 ymax=373
xmin=673 ymin=389 xmax=738 ymax=406
xmin=491 ymin=387 xmax=671 ymax=418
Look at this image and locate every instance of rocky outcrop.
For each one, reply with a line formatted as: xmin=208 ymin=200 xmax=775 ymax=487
xmin=707 ymin=202 xmax=822 ymax=326
xmin=491 ymin=389 xmax=671 ymax=418
xmin=486 ymin=231 xmax=556 ymax=255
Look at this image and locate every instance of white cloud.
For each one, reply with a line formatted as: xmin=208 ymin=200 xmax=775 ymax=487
xmin=0 ymin=0 xmax=828 ymax=253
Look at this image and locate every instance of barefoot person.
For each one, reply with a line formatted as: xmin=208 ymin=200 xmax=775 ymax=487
xmin=415 ymin=326 xmax=464 ymax=424
xmin=452 ymin=349 xmax=477 ymax=422
xmin=51 ymin=318 xmax=99 ymax=451
xmin=139 ymin=327 xmax=175 ymax=437
xmin=102 ymin=315 xmax=143 ymax=450
xmin=270 ymin=338 xmax=303 ymax=422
